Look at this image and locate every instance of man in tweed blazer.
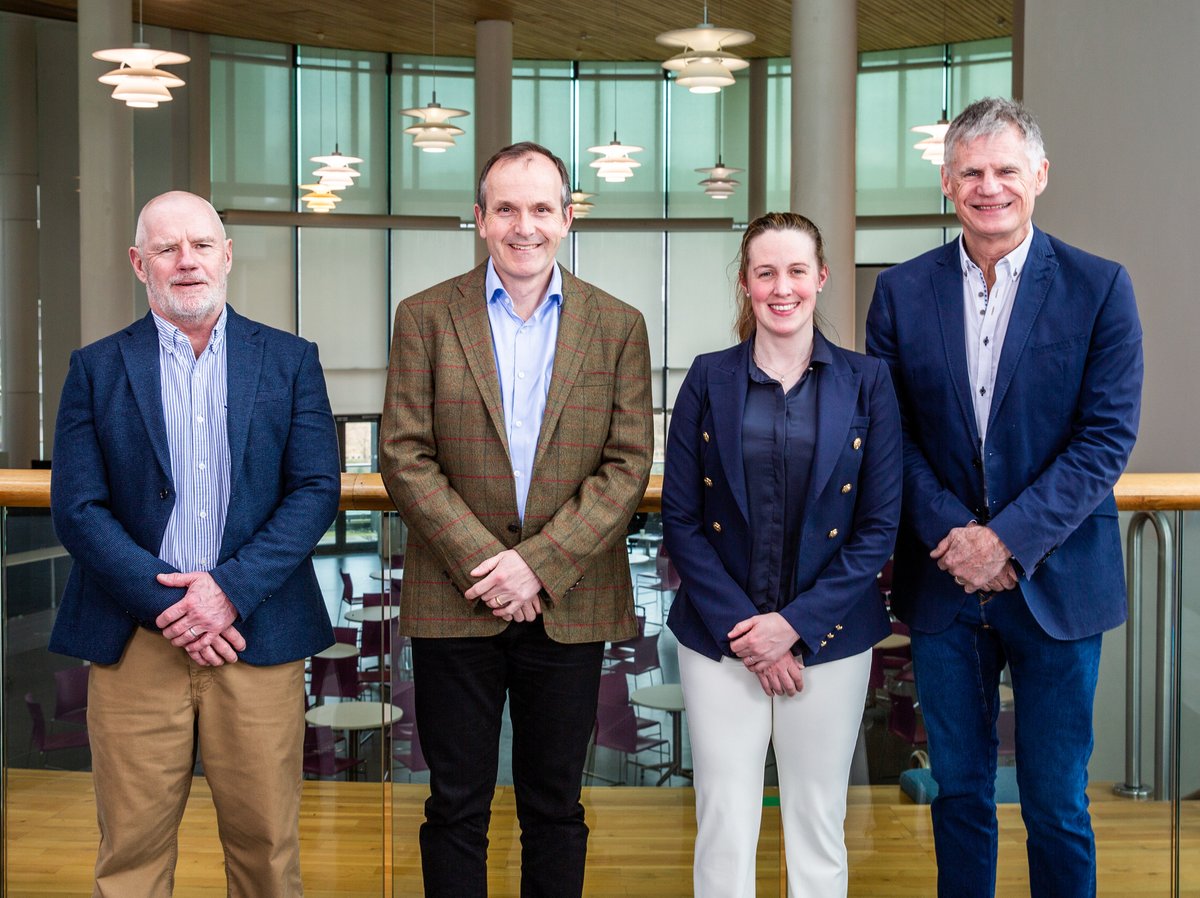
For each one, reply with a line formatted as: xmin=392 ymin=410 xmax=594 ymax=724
xmin=380 ymin=142 xmax=653 ymax=898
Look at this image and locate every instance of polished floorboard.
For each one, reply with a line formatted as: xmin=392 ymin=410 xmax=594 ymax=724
xmin=5 ymin=769 xmax=1196 ymax=896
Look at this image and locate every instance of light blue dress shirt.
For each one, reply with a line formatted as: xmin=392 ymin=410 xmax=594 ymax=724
xmin=484 ymin=258 xmax=562 ymax=521
xmin=152 ymin=307 xmax=232 ymax=574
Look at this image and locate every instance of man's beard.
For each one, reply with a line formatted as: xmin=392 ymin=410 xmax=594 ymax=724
xmin=147 ymin=272 xmax=225 ymax=324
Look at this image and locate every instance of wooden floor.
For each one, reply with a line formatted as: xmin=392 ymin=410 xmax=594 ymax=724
xmin=5 ymin=769 xmax=1197 ymax=896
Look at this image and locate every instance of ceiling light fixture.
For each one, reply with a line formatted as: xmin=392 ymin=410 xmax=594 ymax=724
xmin=93 ymin=0 xmax=189 ymax=109
xmin=657 ymin=3 xmax=754 ymax=95
xmin=696 ymin=159 xmax=742 ymax=199
xmin=401 ymin=0 xmax=469 ymax=152
xmin=911 ymin=1 xmax=951 ymax=166
xmin=299 ymin=183 xmax=343 ymax=213
xmin=587 ymin=136 xmax=643 ymax=184
xmin=569 ymin=189 xmax=596 ymax=218
xmin=309 ymin=48 xmax=363 ymax=198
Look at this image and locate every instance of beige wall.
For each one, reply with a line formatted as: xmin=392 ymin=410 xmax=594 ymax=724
xmin=1022 ymin=0 xmax=1200 ymax=792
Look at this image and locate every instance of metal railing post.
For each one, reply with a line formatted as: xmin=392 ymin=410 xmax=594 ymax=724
xmin=1114 ymin=510 xmax=1175 ymax=801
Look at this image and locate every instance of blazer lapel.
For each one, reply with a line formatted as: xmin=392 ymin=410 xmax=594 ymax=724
xmin=709 ymin=342 xmax=751 ymax=523
xmin=118 ymin=314 xmax=173 ymax=482
xmin=932 ymin=241 xmax=982 ymax=446
xmin=535 ymin=268 xmax=599 ymax=463
xmin=987 ymin=228 xmax=1057 ymax=434
xmin=449 ymin=263 xmax=510 ymax=452
xmin=806 ymin=334 xmax=860 ymax=508
xmin=223 ymin=308 xmax=263 ymax=501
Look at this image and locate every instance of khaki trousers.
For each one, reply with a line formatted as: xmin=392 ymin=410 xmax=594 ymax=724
xmin=88 ymin=627 xmax=305 ymax=898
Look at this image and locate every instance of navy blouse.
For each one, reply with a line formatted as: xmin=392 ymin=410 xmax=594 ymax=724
xmin=742 ymin=337 xmax=832 ymax=630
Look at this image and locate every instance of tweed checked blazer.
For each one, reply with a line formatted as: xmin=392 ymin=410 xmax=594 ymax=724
xmin=380 ymin=261 xmax=654 ymax=644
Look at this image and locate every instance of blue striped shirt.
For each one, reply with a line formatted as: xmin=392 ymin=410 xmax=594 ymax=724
xmin=485 ymin=259 xmax=562 ymax=521
xmin=153 ymin=308 xmax=231 ymax=573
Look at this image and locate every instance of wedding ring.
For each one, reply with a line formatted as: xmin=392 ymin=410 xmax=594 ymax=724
xmin=188 ymin=626 xmax=198 ymax=638
xmin=954 ymin=576 xmax=965 ymax=585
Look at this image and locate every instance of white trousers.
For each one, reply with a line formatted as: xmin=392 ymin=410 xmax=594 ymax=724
xmin=679 ymin=644 xmax=872 ymax=898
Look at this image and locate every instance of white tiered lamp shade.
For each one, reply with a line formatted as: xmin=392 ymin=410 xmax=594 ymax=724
xmin=310 ymin=150 xmax=364 ymax=189
xmin=911 ymin=121 xmax=950 ymax=165
xmin=299 ymin=184 xmax=343 ymax=213
xmin=569 ymin=190 xmax=595 ymax=218
xmin=401 ymin=100 xmax=469 ymax=153
xmin=93 ymin=45 xmax=189 ymax=109
xmin=657 ymin=24 xmax=754 ymax=94
xmin=696 ymin=160 xmax=743 ymax=199
xmin=587 ymin=140 xmax=643 ymax=184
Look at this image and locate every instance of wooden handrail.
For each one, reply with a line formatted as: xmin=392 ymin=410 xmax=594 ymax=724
xmin=1 ymin=469 xmax=1196 ymax=513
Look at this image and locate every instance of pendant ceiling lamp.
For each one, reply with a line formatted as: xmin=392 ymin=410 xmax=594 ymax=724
xmin=308 ymin=48 xmax=363 ymax=199
xmin=911 ymin=121 xmax=949 ymax=164
xmin=657 ymin=3 xmax=754 ymax=95
xmin=696 ymin=159 xmax=742 ymax=199
xmin=402 ymin=0 xmax=469 ymax=153
xmin=93 ymin=0 xmax=189 ymax=109
xmin=588 ymin=136 xmax=643 ymax=184
xmin=298 ymin=183 xmax=343 ymax=213
xmin=569 ymin=189 xmax=596 ymax=218
xmin=910 ymin=1 xmax=950 ymax=166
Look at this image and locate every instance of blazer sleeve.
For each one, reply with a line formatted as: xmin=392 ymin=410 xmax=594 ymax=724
xmin=513 ymin=312 xmax=654 ymax=602
xmin=865 ymin=276 xmax=977 ymax=548
xmin=661 ymin=358 xmax=762 ymax=651
xmin=776 ymin=360 xmax=902 ymax=656
xmin=50 ymin=349 xmax=187 ymax=622
xmin=379 ymin=298 xmax=506 ymax=593
xmin=207 ymin=341 xmax=342 ymax=619
xmin=987 ymin=265 xmax=1143 ymax=575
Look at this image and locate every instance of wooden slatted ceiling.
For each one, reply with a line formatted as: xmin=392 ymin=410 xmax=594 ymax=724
xmin=1 ymin=0 xmax=1012 ymax=59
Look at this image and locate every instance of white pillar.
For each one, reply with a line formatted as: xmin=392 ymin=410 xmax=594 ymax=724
xmin=78 ymin=0 xmax=137 ymax=344
xmin=474 ymin=19 xmax=513 ymax=265
xmin=0 ymin=14 xmax=43 ymax=465
xmin=747 ymin=58 xmax=768 ymax=221
xmin=790 ymin=0 xmax=856 ymax=345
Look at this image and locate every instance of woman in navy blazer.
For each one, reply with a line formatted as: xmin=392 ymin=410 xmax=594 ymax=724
xmin=663 ymin=213 xmax=901 ymax=898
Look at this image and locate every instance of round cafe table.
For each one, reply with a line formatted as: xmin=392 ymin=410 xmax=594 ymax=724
xmin=304 ymin=700 xmax=403 ymax=770
xmin=314 ymin=642 xmax=359 ymax=660
xmin=344 ymin=605 xmax=401 ymax=623
xmin=630 ymin=683 xmax=692 ymax=785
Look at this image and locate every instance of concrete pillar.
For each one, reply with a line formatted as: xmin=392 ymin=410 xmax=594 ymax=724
xmin=790 ymin=0 xmax=856 ymax=344
xmin=747 ymin=58 xmax=768 ymax=221
xmin=37 ymin=19 xmax=83 ymax=459
xmin=474 ymin=19 xmax=512 ymax=265
xmin=78 ymin=0 xmax=137 ymax=344
xmin=0 ymin=14 xmax=44 ymax=466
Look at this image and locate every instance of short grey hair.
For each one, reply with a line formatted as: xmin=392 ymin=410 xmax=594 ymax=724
xmin=475 ymin=142 xmax=572 ymax=217
xmin=943 ymin=97 xmax=1047 ymax=171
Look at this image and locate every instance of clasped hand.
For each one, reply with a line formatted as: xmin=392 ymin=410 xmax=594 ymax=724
xmin=728 ymin=612 xmax=805 ymax=697
xmin=931 ymin=522 xmax=1018 ymax=593
xmin=464 ymin=549 xmax=544 ymax=623
xmin=155 ymin=571 xmax=246 ymax=666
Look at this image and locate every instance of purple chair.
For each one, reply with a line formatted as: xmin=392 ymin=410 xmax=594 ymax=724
xmin=310 ymin=654 xmax=362 ymax=701
xmin=26 ymin=693 xmax=89 ymax=765
xmin=390 ymin=682 xmax=428 ymax=778
xmin=302 ymin=725 xmax=364 ymax=780
xmin=52 ymin=665 xmax=90 ymax=726
xmin=604 ymin=631 xmax=662 ymax=687
xmin=588 ymin=701 xmax=668 ymax=785
xmin=597 ymin=672 xmax=659 ymax=735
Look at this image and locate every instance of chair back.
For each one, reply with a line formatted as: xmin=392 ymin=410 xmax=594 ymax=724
xmin=887 ymin=692 xmax=926 ymax=745
xmin=594 ymin=702 xmax=639 ymax=753
xmin=597 ymin=672 xmax=630 ymax=706
xmin=53 ymin=665 xmax=89 ymax=724
xmin=333 ymin=626 xmax=357 ymax=645
xmin=25 ymin=694 xmax=48 ymax=750
xmin=340 ymin=571 xmax=355 ymax=602
xmin=310 ymin=654 xmax=361 ymax=699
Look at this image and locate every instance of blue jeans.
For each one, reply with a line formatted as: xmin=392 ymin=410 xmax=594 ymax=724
xmin=411 ymin=619 xmax=604 ymax=898
xmin=910 ymin=590 xmax=1102 ymax=898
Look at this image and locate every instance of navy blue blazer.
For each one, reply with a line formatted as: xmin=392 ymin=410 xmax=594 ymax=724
xmin=866 ymin=227 xmax=1143 ymax=639
xmin=49 ymin=307 xmax=342 ymax=665
xmin=663 ymin=332 xmax=902 ymax=665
